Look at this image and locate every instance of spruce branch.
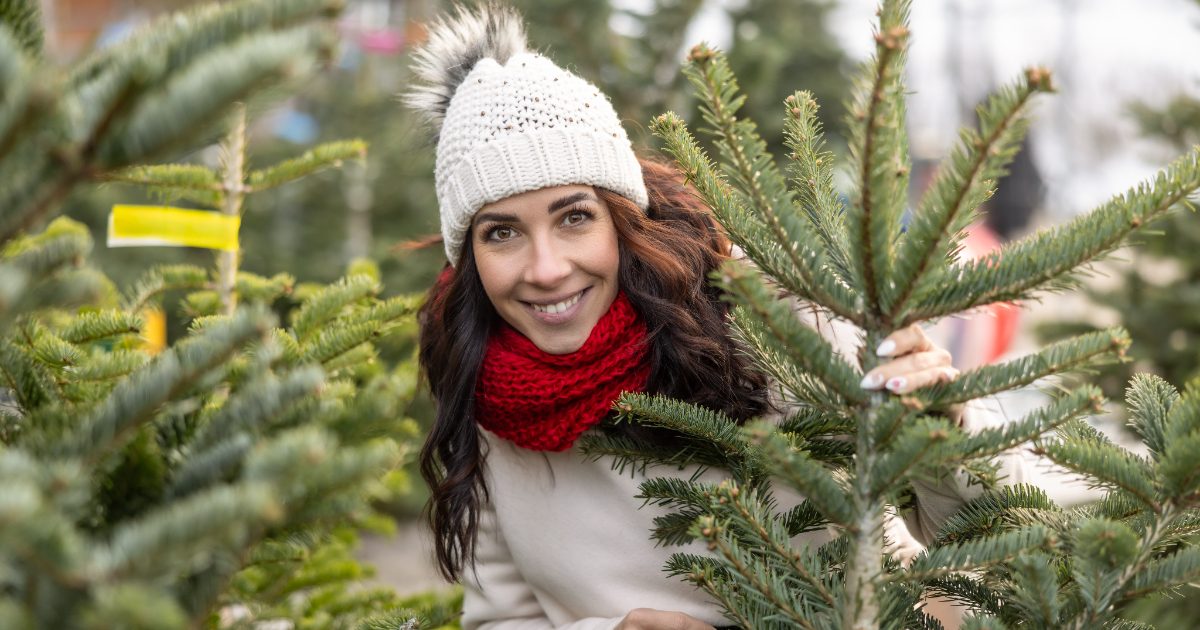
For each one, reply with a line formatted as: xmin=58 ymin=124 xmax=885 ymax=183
xmin=904 ymin=524 xmax=1056 ymax=581
xmin=717 ymin=260 xmax=866 ymax=405
xmin=890 ymin=70 xmax=1051 ymax=320
xmin=870 ymin=416 xmax=958 ymax=495
xmin=1125 ymin=373 xmax=1177 ymax=460
xmin=247 ymin=139 xmax=367 ymax=192
xmin=106 ymin=164 xmax=223 ymax=208
xmin=0 ymin=0 xmax=43 ymax=56
xmin=912 ymin=328 xmax=1129 ymax=409
xmin=92 ymin=482 xmax=280 ymax=581
xmin=291 ymin=274 xmax=379 ymax=341
xmin=1034 ymin=438 xmax=1159 ymax=513
xmin=1124 ymin=547 xmax=1200 ymax=599
xmin=845 ymin=0 xmax=911 ymax=315
xmin=783 ymin=90 xmax=855 ymax=285
xmin=718 ymin=481 xmax=837 ymax=608
xmin=665 ymin=554 xmax=755 ymax=630
xmin=651 ymin=111 xmax=862 ymax=324
xmin=123 ymin=264 xmax=211 ymax=311
xmin=935 ymin=484 xmax=1061 ymax=545
xmin=692 ymin=513 xmax=827 ymax=630
xmin=613 ymin=393 xmax=746 ymax=456
xmin=57 ymin=306 xmax=273 ymax=464
xmin=957 ymin=385 xmax=1105 ymax=463
xmin=59 ymin=311 xmax=142 ymax=346
xmin=746 ymin=420 xmax=854 ymax=527
xmin=909 ymin=149 xmax=1200 ymax=322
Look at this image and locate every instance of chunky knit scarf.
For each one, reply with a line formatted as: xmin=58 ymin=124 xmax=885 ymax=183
xmin=475 ymin=291 xmax=650 ymax=451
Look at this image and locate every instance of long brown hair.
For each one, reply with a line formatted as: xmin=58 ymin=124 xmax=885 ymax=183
xmin=417 ymin=157 xmax=770 ymax=581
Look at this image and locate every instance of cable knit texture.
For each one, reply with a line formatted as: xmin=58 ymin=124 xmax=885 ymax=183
xmin=475 ymin=292 xmax=649 ymax=451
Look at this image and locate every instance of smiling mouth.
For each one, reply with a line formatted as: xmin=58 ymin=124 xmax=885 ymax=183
xmin=527 ymin=289 xmax=586 ymax=314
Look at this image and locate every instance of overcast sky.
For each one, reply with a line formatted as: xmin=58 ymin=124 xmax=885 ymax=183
xmin=680 ymin=0 xmax=1200 ymax=219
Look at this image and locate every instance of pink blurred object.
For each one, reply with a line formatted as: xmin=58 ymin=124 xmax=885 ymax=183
xmin=358 ymin=28 xmax=403 ymax=54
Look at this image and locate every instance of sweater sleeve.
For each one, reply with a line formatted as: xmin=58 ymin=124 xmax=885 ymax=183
xmin=462 ymin=500 xmax=623 ymax=630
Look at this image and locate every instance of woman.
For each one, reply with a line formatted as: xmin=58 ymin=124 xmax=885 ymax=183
xmin=407 ymin=6 xmax=988 ymax=629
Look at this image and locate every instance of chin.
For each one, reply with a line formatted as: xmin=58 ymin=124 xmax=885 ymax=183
xmin=530 ymin=333 xmax=587 ymax=355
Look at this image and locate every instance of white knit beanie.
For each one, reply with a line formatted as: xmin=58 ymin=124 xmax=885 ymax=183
xmin=405 ymin=4 xmax=649 ymax=265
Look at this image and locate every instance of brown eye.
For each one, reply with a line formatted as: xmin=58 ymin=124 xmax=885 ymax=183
xmin=486 ymin=226 xmax=516 ymax=241
xmin=563 ymin=209 xmax=593 ymax=226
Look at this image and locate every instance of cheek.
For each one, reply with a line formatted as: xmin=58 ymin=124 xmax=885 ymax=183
xmin=473 ymin=250 xmax=514 ymax=304
xmin=591 ymin=228 xmax=621 ymax=282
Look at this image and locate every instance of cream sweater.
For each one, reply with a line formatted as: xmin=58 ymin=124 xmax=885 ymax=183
xmin=462 ymin=413 xmax=1046 ymax=629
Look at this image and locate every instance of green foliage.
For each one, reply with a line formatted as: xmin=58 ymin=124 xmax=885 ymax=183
xmin=0 ymin=1 xmax=457 ymax=626
xmin=0 ymin=0 xmax=343 ymax=245
xmin=0 ymin=218 xmax=446 ymax=627
xmin=615 ymin=0 xmax=1200 ymax=627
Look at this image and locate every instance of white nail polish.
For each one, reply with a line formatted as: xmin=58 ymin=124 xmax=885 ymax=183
xmin=860 ymin=373 xmax=884 ymax=389
xmin=876 ymin=339 xmax=896 ymax=357
xmin=886 ymin=377 xmax=906 ymax=392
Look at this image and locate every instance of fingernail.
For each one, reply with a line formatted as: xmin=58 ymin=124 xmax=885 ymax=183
xmin=860 ymin=372 xmax=884 ymax=389
xmin=875 ymin=339 xmax=896 ymax=357
xmin=886 ymin=377 xmax=907 ymax=392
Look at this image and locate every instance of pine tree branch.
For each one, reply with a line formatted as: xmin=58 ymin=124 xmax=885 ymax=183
xmin=665 ymin=554 xmax=755 ymax=630
xmin=59 ymin=311 xmax=142 ymax=345
xmin=908 ymin=148 xmax=1200 ymax=323
xmin=0 ymin=0 xmax=43 ymax=56
xmin=934 ymin=484 xmax=1061 ymax=545
xmin=889 ymin=69 xmax=1051 ymax=319
xmin=291 ymin=274 xmax=379 ymax=341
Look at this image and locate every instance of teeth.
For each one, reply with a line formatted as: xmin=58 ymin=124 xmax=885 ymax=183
xmin=531 ymin=291 xmax=582 ymax=314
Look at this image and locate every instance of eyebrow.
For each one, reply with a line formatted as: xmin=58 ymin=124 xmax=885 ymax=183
xmin=547 ymin=191 xmax=596 ymax=213
xmin=474 ymin=192 xmax=598 ymax=226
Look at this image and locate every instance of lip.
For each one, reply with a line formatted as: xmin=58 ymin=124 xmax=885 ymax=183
xmin=523 ymin=287 xmax=589 ymax=325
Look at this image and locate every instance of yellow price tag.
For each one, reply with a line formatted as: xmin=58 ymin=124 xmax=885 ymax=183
xmin=107 ymin=205 xmax=240 ymax=251
xmin=141 ymin=307 xmax=167 ymax=354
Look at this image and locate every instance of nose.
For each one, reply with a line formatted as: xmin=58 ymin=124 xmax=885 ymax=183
xmin=523 ymin=234 xmax=572 ymax=288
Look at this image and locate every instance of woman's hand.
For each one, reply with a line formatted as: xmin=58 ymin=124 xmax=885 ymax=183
xmin=859 ymin=324 xmax=958 ymax=395
xmin=616 ymin=609 xmax=717 ymax=630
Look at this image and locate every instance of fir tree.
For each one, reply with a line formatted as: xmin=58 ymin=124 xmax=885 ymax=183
xmin=0 ymin=1 xmax=458 ymax=627
xmin=581 ymin=1 xmax=1200 ymax=627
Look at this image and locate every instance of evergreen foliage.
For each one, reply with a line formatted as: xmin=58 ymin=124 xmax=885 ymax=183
xmin=0 ymin=0 xmax=456 ymax=626
xmin=586 ymin=0 xmax=1200 ymax=626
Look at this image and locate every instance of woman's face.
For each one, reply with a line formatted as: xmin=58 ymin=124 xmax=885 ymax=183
xmin=471 ymin=184 xmax=620 ymax=355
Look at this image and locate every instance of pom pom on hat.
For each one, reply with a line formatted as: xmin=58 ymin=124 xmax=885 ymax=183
xmin=405 ymin=3 xmax=528 ymax=140
xmin=404 ymin=4 xmax=649 ymax=265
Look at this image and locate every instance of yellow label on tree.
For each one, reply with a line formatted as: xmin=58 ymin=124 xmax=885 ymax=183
xmin=141 ymin=307 xmax=167 ymax=354
xmin=107 ymin=205 xmax=240 ymax=251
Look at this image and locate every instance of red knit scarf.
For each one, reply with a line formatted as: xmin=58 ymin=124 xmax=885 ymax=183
xmin=475 ymin=291 xmax=650 ymax=451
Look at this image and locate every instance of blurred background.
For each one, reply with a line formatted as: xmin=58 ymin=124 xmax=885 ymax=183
xmin=35 ymin=0 xmax=1200 ymax=619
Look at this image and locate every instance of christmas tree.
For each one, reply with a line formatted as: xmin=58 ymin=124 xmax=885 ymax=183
xmin=581 ymin=1 xmax=1200 ymax=627
xmin=0 ymin=0 xmax=457 ymax=627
